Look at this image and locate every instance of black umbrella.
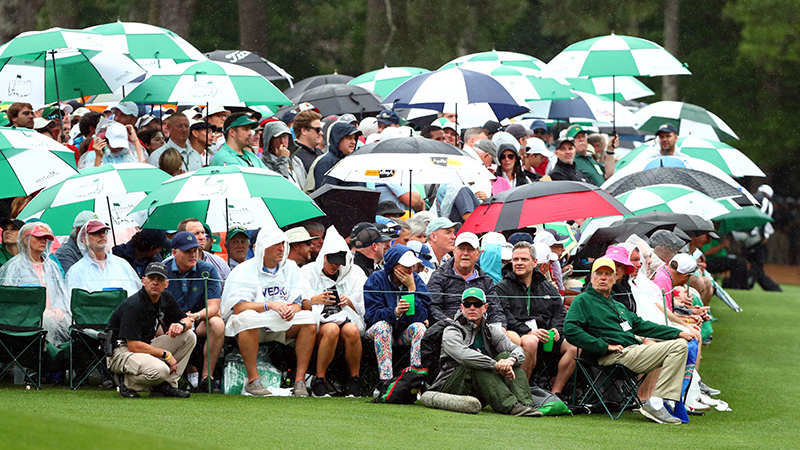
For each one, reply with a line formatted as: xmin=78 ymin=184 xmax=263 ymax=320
xmin=283 ymin=73 xmax=354 ymax=99
xmin=633 ymin=211 xmax=717 ymax=237
xmin=309 ymin=185 xmax=380 ymax=238
xmin=576 ymin=220 xmax=680 ymax=259
xmin=290 ymin=84 xmax=384 ymax=117
xmin=604 ymin=167 xmax=757 ymax=207
xmin=204 ymin=50 xmax=294 ymax=84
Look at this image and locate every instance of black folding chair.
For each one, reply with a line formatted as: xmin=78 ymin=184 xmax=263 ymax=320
xmin=571 ymin=356 xmax=645 ymax=419
xmin=0 ymin=286 xmax=47 ymax=389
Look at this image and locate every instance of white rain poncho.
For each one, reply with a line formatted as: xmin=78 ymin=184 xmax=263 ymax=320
xmin=0 ymin=223 xmax=70 ymax=345
xmin=300 ymin=226 xmax=367 ymax=334
xmin=65 ymin=221 xmax=142 ymax=298
xmin=220 ymin=224 xmax=314 ymax=337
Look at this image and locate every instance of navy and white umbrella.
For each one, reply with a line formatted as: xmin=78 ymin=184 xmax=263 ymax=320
xmin=382 ymin=67 xmax=530 ymax=126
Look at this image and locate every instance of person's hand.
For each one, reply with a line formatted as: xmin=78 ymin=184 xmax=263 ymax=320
xmin=475 ymin=191 xmax=488 ymax=201
xmin=49 ymin=307 xmax=65 ymax=322
xmin=93 ymin=137 xmax=108 ymax=152
xmin=277 ymin=303 xmax=295 ymax=321
xmin=395 ymin=299 xmax=409 ymax=316
xmin=167 ymin=322 xmax=184 ymax=338
xmin=164 ymin=352 xmax=178 ymax=374
xmin=311 ymin=291 xmax=332 ymax=306
xmin=550 ymin=328 xmax=560 ymax=341
xmin=608 ymin=344 xmax=624 ymax=353
xmin=338 ymin=294 xmax=351 ymax=308
xmin=125 ymin=124 xmax=138 ymax=142
xmin=678 ymin=331 xmax=694 ymax=342
xmin=692 ymin=305 xmax=710 ymax=316
xmin=533 ymin=328 xmax=550 ymax=343
xmin=393 ymin=266 xmax=416 ymax=290
xmin=276 ymin=144 xmax=290 ymax=158
xmin=606 ymin=134 xmax=619 ymax=153
xmin=495 ymin=358 xmax=515 ymax=380
xmin=689 ymin=314 xmax=703 ymax=324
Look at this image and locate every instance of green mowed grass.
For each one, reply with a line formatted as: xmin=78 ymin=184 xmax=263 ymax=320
xmin=1 ymin=285 xmax=799 ymax=449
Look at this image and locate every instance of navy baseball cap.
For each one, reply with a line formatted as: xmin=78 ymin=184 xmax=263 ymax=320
xmin=483 ymin=120 xmax=503 ymax=134
xmin=530 ymin=120 xmax=548 ymax=132
xmin=508 ymin=232 xmax=534 ymax=245
xmin=376 ymin=110 xmax=400 ymax=126
xmin=656 ymin=123 xmax=678 ymax=136
xmin=171 ymin=231 xmax=201 ymax=251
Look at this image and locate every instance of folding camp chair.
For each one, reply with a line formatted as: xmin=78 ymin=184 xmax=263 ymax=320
xmin=0 ymin=286 xmax=47 ymax=389
xmin=571 ymin=357 xmax=645 ymax=419
xmin=68 ymin=288 xmax=127 ymax=389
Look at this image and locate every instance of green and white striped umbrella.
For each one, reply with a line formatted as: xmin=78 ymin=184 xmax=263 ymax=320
xmin=542 ymin=222 xmax=580 ymax=253
xmin=86 ymin=21 xmax=206 ymax=71
xmin=349 ymin=66 xmax=429 ymax=98
xmin=546 ymin=34 xmax=691 ymax=78
xmin=634 ymin=101 xmax=739 ymax=141
xmin=616 ymin=184 xmax=729 ymax=220
xmin=0 ymin=126 xmax=78 ymax=197
xmin=440 ymin=50 xmax=547 ymax=71
xmin=567 ymin=76 xmax=654 ymax=101
xmin=455 ymin=64 xmax=575 ymax=102
xmin=714 ymin=198 xmax=773 ymax=234
xmin=131 ymin=166 xmax=324 ymax=232
xmin=17 ymin=163 xmax=171 ymax=235
xmin=122 ymin=60 xmax=290 ymax=107
xmin=0 ymin=27 xmax=145 ymax=105
xmin=616 ymin=136 xmax=763 ymax=177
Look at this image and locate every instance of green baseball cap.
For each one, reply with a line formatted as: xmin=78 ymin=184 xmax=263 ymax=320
xmin=565 ymin=124 xmax=586 ymax=139
xmin=223 ymin=114 xmax=258 ymax=133
xmin=461 ymin=287 xmax=486 ymax=306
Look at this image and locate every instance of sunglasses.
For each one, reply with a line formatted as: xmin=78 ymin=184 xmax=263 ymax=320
xmin=499 ymin=153 xmax=516 ymax=160
xmin=462 ymin=301 xmax=485 ymax=309
xmin=306 ymin=126 xmax=323 ymax=134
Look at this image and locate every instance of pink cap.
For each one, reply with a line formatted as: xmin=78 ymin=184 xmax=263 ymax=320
xmin=85 ymin=219 xmax=110 ymax=234
xmin=26 ymin=224 xmax=54 ymax=241
xmin=604 ymin=245 xmax=634 ymax=275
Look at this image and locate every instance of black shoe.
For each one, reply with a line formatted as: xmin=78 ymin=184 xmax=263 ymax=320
xmin=150 ymin=381 xmax=190 ymax=398
xmin=197 ymin=377 xmax=222 ymax=394
xmin=346 ymin=376 xmax=361 ymax=398
xmin=554 ymin=392 xmax=570 ymax=404
xmin=312 ymin=377 xmax=331 ymax=397
xmin=117 ymin=375 xmax=140 ymax=398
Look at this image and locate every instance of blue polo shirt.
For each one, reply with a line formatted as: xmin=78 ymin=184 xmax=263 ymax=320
xmin=163 ymin=257 xmax=222 ymax=313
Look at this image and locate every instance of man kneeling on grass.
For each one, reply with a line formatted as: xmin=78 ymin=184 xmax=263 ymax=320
xmin=107 ymin=262 xmax=196 ymax=398
xmin=564 ymin=257 xmax=695 ymax=424
xmin=429 ymin=287 xmax=542 ymax=417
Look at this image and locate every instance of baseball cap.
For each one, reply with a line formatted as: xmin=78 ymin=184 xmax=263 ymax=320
xmin=105 ymin=122 xmax=129 ymax=149
xmin=554 ymin=137 xmax=575 ymax=150
xmin=461 ymin=287 xmax=486 ymax=306
xmin=85 ymin=219 xmax=110 ymax=234
xmin=73 ymin=211 xmax=99 ymax=229
xmin=406 ymin=240 xmax=435 ymax=269
xmin=113 ymin=101 xmax=139 ymax=117
xmin=508 ymin=232 xmax=533 ymax=245
xmin=505 ymin=124 xmax=533 ymax=140
xmin=190 ymin=121 xmax=217 ymax=132
xmin=201 ymin=105 xmax=230 ymax=119
xmin=604 ymin=245 xmax=634 ymax=275
xmin=526 ymin=138 xmax=554 ymax=157
xmin=25 ymin=223 xmax=54 ymax=241
xmin=533 ymin=242 xmax=557 ymax=264
xmin=376 ymin=110 xmax=400 ymax=126
xmin=426 ymin=217 xmax=459 ymax=236
xmin=351 ymin=223 xmax=390 ymax=249
xmin=33 ymin=117 xmax=55 ymax=130
xmin=565 ymin=124 xmax=586 ymax=139
xmin=338 ymin=114 xmax=358 ymax=124
xmin=281 ymin=110 xmax=298 ymax=124
xmin=227 ymin=226 xmax=249 ymax=241
xmin=592 ymin=257 xmax=616 ymax=273
xmin=397 ymin=250 xmax=422 ymax=268
xmin=224 ymin=115 xmax=259 ymax=133
xmin=483 ymin=120 xmax=503 ymax=135
xmin=144 ymin=262 xmax=169 ymax=279
xmin=376 ymin=201 xmax=405 ymax=217
xmin=296 ymin=102 xmax=319 ymax=113
xmin=135 ymin=114 xmax=156 ymax=129
xmin=656 ymin=123 xmax=678 ymax=136
xmin=474 ymin=139 xmax=498 ymax=164
xmin=326 ymin=251 xmax=347 ymax=266
xmin=71 ymin=107 xmax=91 ymax=118
xmin=530 ymin=120 xmax=548 ymax=133
xmin=492 ymin=131 xmax=520 ymax=152
xmin=501 ymin=243 xmax=514 ymax=261
xmin=671 ymin=253 xmax=698 ymax=274
xmin=0 ymin=218 xmax=24 ymax=230
xmin=285 ymin=227 xmax=318 ymax=244
xmin=454 ymin=232 xmax=479 ymax=249
xmin=533 ymin=230 xmax=556 ymax=246
xmin=541 ymin=228 xmax=570 ymax=245
xmin=171 ymin=231 xmax=201 ymax=251
xmin=480 ymin=232 xmax=506 ymax=248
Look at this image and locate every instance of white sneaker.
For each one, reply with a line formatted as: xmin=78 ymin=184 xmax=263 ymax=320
xmin=641 ymin=400 xmax=682 ymax=424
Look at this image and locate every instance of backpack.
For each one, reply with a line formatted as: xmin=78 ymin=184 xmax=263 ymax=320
xmin=529 ymin=386 xmax=571 ymax=416
xmin=419 ymin=320 xmax=455 ymax=384
xmin=371 ymin=366 xmax=429 ymax=404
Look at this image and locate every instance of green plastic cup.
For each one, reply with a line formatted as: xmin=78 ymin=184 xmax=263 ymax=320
xmin=401 ymin=294 xmax=415 ymax=315
xmin=543 ymin=330 xmax=555 ymax=352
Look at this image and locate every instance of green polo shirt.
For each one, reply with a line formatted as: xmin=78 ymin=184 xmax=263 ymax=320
xmin=574 ymin=153 xmax=604 ymax=186
xmin=209 ymin=143 xmax=266 ymax=168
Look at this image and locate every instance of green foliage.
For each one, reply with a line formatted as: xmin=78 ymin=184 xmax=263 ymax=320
xmin=726 ymin=0 xmax=800 ymax=71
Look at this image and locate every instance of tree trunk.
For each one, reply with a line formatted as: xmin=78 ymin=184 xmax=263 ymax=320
xmin=663 ymin=0 xmax=680 ymax=101
xmin=239 ymin=0 xmax=267 ymax=56
xmin=0 ymin=0 xmax=45 ymax=44
xmin=159 ymin=0 xmax=196 ymax=39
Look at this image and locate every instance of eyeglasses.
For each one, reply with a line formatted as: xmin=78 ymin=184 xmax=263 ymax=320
xmin=306 ymin=126 xmax=323 ymax=134
xmin=88 ymin=230 xmax=108 ymax=236
xmin=461 ymin=302 xmax=484 ymax=309
xmin=499 ymin=153 xmax=516 ymax=160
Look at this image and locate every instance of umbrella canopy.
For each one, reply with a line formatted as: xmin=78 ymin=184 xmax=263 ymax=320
xmin=461 ymin=65 xmax=575 ymax=102
xmin=382 ymin=67 xmax=530 ymax=124
xmin=634 ymin=101 xmax=738 ymax=141
xmin=0 ymin=126 xmax=78 ymax=197
xmin=566 ymin=76 xmax=654 ymax=101
xmin=205 ymin=49 xmax=293 ymax=86
xmin=615 ymin=184 xmax=729 ymax=220
xmin=526 ymin=90 xmax=639 ymax=127
xmin=577 ymin=219 xmax=682 ymax=259
xmin=290 ymin=84 xmax=383 ymax=117
xmin=0 ymin=27 xmax=145 ymax=105
xmin=440 ymin=50 xmax=547 ymax=71
xmin=629 ymin=211 xmax=717 ymax=236
xmin=325 ymin=136 xmax=493 ymax=185
xmin=604 ymin=166 xmax=757 ymax=207
xmin=122 ymin=59 xmax=290 ymax=107
xmin=283 ymin=73 xmax=353 ymax=99
xmin=713 ymin=199 xmax=773 ymax=234
xmin=459 ymin=181 xmax=631 ymax=234
xmin=541 ymin=222 xmax=581 ymax=253
xmin=546 ymin=34 xmax=691 ymax=78
xmin=17 ymin=163 xmax=170 ymax=235
xmin=86 ymin=21 xmax=205 ymax=70
xmin=348 ymin=66 xmax=429 ymax=98
xmin=309 ymin=185 xmax=380 ymax=238
xmin=132 ymin=166 xmax=324 ymax=232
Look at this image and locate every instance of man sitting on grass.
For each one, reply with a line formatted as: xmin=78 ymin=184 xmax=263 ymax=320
xmin=429 ymin=287 xmax=541 ymax=417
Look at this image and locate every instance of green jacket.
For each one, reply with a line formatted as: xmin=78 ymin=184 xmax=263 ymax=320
xmin=0 ymin=245 xmax=13 ymax=268
xmin=573 ymin=153 xmax=604 ymax=186
xmin=564 ymin=285 xmax=681 ymax=358
xmin=209 ymin=143 xmax=267 ymax=168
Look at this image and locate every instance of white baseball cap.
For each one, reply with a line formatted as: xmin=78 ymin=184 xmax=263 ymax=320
xmin=201 ymin=105 xmax=230 ymax=118
xmin=670 ymin=253 xmax=698 ymax=274
xmin=533 ymin=242 xmax=557 ymax=264
xmin=491 ymin=131 xmax=520 ymax=151
xmin=480 ymin=232 xmax=507 ymax=248
xmin=454 ymin=232 xmax=479 ymax=249
xmin=526 ymin=137 xmax=554 ymax=157
xmin=105 ymin=122 xmax=129 ymax=149
xmin=113 ymin=101 xmax=139 ymax=117
xmin=397 ymin=250 xmax=422 ymax=268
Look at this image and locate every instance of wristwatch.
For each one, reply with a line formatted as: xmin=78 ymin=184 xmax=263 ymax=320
xmin=179 ymin=320 xmax=188 ymax=331
xmin=161 ymin=350 xmax=167 ymax=359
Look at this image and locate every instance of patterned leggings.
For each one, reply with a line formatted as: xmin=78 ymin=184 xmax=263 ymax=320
xmin=365 ymin=321 xmax=427 ymax=380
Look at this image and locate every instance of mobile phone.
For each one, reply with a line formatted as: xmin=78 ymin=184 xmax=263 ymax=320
xmin=329 ymin=287 xmax=341 ymax=304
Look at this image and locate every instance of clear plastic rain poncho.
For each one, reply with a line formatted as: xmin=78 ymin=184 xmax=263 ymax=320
xmin=65 ymin=221 xmax=142 ymax=298
xmin=0 ymin=222 xmax=71 ymax=345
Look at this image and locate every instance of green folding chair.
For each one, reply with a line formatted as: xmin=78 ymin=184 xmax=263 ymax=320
xmin=0 ymin=286 xmax=47 ymax=389
xmin=68 ymin=288 xmax=127 ymax=389
xmin=571 ymin=356 xmax=645 ymax=419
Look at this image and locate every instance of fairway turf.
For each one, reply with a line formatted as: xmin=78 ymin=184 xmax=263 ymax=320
xmin=1 ymin=286 xmax=799 ymax=449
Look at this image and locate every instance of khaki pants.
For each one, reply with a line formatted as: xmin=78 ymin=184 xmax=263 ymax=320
xmin=107 ymin=332 xmax=197 ymax=391
xmin=598 ymin=339 xmax=688 ymax=401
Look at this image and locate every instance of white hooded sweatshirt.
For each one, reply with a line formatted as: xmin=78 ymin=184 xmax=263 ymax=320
xmin=220 ymin=224 xmax=313 ymax=337
xmin=300 ymin=226 xmax=367 ymax=334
